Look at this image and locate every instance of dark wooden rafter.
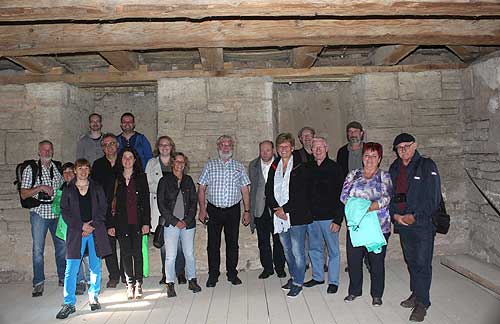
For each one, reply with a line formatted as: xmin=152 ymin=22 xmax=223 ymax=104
xmin=100 ymin=51 xmax=139 ymax=71
xmin=0 ymin=63 xmax=467 ymax=86
xmin=1 ymin=0 xmax=500 ymax=21
xmin=370 ymin=45 xmax=419 ymax=65
xmin=292 ymin=46 xmax=324 ymax=69
xmin=6 ymin=56 xmax=60 ymax=73
xmin=446 ymin=46 xmax=477 ymax=62
xmin=0 ymin=19 xmax=499 ymax=57
xmin=198 ymin=48 xmax=224 ymax=71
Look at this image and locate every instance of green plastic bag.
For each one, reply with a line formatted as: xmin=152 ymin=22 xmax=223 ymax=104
xmin=52 ymin=189 xmax=67 ymax=241
xmin=142 ymin=234 xmax=149 ymax=278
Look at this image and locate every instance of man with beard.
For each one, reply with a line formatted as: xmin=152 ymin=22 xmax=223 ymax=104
xmin=296 ymin=126 xmax=315 ymax=164
xmin=198 ymin=135 xmax=251 ymax=288
xmin=336 ymin=121 xmax=365 ymax=179
xmin=116 ymin=112 xmax=153 ymax=170
xmin=20 ymin=140 xmax=65 ymax=297
xmin=76 ymin=113 xmax=104 ymax=165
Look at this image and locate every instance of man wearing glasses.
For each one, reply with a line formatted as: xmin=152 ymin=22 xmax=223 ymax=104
xmin=76 ymin=113 xmax=104 ymax=164
xmin=91 ymin=133 xmax=123 ymax=288
xmin=389 ymin=133 xmax=442 ymax=322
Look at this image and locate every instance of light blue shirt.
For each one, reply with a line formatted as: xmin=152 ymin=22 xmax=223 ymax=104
xmin=198 ymin=158 xmax=251 ymax=208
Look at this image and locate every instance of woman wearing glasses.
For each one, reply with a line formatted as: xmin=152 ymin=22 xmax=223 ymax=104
xmin=340 ymin=142 xmax=393 ymax=306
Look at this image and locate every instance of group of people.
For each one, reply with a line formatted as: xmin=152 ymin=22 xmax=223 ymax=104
xmin=22 ymin=113 xmax=441 ymax=323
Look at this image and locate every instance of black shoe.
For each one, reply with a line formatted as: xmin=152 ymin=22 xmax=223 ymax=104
xmin=75 ymin=282 xmax=86 ymax=295
xmin=327 ymin=284 xmax=338 ymax=294
xmin=188 ymin=278 xmax=202 ymax=293
xmin=400 ymin=293 xmax=416 ymax=308
xmin=166 ymin=283 xmax=177 ymax=298
xmin=90 ymin=298 xmax=101 ymax=311
xmin=206 ymin=277 xmax=218 ymax=288
xmin=287 ymin=285 xmax=303 ymax=298
xmin=372 ymin=297 xmax=383 ymax=306
xmin=281 ymin=279 xmax=293 ymax=291
xmin=228 ymin=276 xmax=242 ymax=285
xmin=56 ymin=304 xmax=75 ymax=319
xmin=177 ymin=274 xmax=187 ymax=285
xmin=276 ymin=269 xmax=287 ymax=278
xmin=32 ymin=283 xmax=44 ymax=297
xmin=344 ymin=294 xmax=360 ymax=303
xmin=159 ymin=276 xmax=166 ymax=285
xmin=106 ymin=279 xmax=119 ymax=288
xmin=303 ymin=279 xmax=324 ymax=288
xmin=409 ymin=303 xmax=427 ymax=322
xmin=58 ymin=279 xmax=64 ymax=287
xmin=258 ymin=270 xmax=274 ymax=279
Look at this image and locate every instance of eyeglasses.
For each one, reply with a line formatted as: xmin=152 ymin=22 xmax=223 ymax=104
xmin=102 ymin=141 xmax=117 ymax=148
xmin=396 ymin=142 xmax=414 ymax=152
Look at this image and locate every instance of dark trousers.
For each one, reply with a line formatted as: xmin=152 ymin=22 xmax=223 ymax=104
xmin=207 ymin=202 xmax=240 ymax=279
xmin=399 ymin=228 xmax=435 ymax=307
xmin=104 ymin=235 xmax=124 ymax=281
xmin=117 ymin=232 xmax=143 ymax=284
xmin=161 ymin=241 xmax=186 ymax=278
xmin=255 ymin=208 xmax=285 ymax=273
xmin=346 ymin=231 xmax=390 ymax=298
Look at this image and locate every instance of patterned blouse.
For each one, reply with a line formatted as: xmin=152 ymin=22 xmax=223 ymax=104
xmin=340 ymin=168 xmax=393 ymax=233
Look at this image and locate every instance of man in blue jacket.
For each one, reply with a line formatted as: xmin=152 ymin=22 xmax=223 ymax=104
xmin=389 ymin=133 xmax=441 ymax=322
xmin=117 ymin=112 xmax=153 ymax=170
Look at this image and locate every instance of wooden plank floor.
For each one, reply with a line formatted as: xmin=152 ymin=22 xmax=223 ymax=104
xmin=1 ymin=259 xmax=499 ymax=324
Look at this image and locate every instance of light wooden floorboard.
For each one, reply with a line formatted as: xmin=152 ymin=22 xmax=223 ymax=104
xmin=1 ymin=259 xmax=499 ymax=324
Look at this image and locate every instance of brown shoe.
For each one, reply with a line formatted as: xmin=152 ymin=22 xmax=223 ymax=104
xmin=400 ymin=293 xmax=416 ymax=308
xmin=409 ymin=303 xmax=427 ymax=322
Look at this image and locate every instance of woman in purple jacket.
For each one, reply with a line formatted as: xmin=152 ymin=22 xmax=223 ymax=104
xmin=56 ymin=159 xmax=112 ymax=319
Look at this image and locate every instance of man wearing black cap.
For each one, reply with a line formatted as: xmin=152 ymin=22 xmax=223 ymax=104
xmin=389 ymin=133 xmax=442 ymax=322
xmin=336 ymin=121 xmax=364 ymax=178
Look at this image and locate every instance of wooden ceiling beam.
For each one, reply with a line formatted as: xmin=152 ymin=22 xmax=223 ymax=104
xmin=292 ymin=46 xmax=324 ymax=69
xmin=6 ymin=56 xmax=63 ymax=73
xmin=1 ymin=19 xmax=499 ymax=57
xmin=371 ymin=45 xmax=419 ymax=66
xmin=198 ymin=48 xmax=224 ymax=71
xmin=1 ymin=1 xmax=500 ymax=21
xmin=446 ymin=46 xmax=478 ymax=62
xmin=100 ymin=51 xmax=139 ymax=71
xmin=0 ymin=63 xmax=466 ymax=86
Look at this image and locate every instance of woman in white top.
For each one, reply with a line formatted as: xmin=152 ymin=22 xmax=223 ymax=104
xmin=145 ymin=136 xmax=186 ymax=285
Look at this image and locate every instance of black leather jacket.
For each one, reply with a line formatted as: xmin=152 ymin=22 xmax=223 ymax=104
xmin=157 ymin=172 xmax=198 ymax=229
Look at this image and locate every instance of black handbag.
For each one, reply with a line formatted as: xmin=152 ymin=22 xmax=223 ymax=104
xmin=153 ymin=217 xmax=166 ymax=248
xmin=432 ymin=196 xmax=450 ymax=235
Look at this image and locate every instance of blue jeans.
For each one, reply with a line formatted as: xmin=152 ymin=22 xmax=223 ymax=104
xmin=164 ymin=226 xmax=196 ymax=282
xmin=308 ymin=220 xmax=341 ymax=285
xmin=279 ymin=224 xmax=307 ymax=286
xmin=30 ymin=212 xmax=66 ymax=286
xmin=399 ymin=228 xmax=435 ymax=307
xmin=63 ymin=234 xmax=102 ymax=305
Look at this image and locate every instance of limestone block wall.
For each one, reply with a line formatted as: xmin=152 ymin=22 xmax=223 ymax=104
xmin=91 ymin=86 xmax=158 ymax=148
xmin=349 ymin=70 xmax=468 ymax=259
xmin=157 ymin=77 xmax=274 ymax=272
xmin=0 ymin=83 xmax=92 ymax=282
xmin=463 ymin=55 xmax=500 ymax=267
xmin=273 ymin=82 xmax=352 ymax=152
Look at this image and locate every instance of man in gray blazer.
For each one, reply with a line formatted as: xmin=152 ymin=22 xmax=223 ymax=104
xmin=249 ymin=140 xmax=286 ymax=279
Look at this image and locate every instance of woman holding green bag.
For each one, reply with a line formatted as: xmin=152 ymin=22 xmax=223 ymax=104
xmin=108 ymin=147 xmax=151 ymax=300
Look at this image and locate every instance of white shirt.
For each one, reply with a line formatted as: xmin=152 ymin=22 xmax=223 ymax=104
xmin=260 ymin=159 xmax=272 ymax=183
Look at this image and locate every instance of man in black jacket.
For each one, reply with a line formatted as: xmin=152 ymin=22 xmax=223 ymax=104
xmin=303 ymin=137 xmax=344 ymax=294
xmin=389 ymin=133 xmax=441 ymax=322
xmin=336 ymin=121 xmax=364 ymax=178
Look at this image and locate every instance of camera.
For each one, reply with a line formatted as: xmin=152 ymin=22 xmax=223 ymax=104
xmin=38 ymin=191 xmax=53 ymax=202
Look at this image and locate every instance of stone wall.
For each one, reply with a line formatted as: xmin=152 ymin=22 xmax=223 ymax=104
xmin=91 ymin=86 xmax=157 ymax=147
xmin=349 ymin=70 xmax=468 ymax=259
xmin=0 ymin=83 xmax=92 ymax=282
xmin=273 ymin=82 xmax=352 ymax=152
xmin=463 ymin=55 xmax=500 ymax=267
xmin=157 ymin=77 xmax=274 ymax=272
